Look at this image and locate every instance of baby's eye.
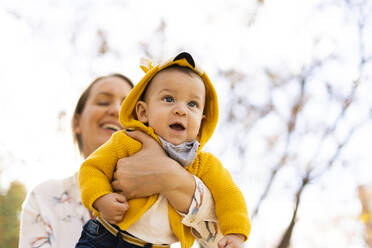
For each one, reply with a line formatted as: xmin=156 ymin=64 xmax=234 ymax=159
xmin=188 ymin=101 xmax=198 ymax=108
xmin=163 ymin=96 xmax=174 ymax=103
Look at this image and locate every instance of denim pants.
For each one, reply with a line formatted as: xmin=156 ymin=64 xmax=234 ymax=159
xmin=75 ymin=219 xmax=153 ymax=248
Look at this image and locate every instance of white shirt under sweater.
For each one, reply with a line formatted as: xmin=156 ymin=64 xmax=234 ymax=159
xmin=19 ymin=174 xmax=222 ymax=248
xmin=126 ymin=176 xmax=222 ymax=246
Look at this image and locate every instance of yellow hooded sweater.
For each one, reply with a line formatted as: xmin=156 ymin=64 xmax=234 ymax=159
xmin=79 ymin=52 xmax=251 ymax=247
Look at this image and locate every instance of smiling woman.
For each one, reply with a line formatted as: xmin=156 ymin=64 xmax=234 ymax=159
xmin=72 ymin=74 xmax=134 ymax=158
xmin=18 ymin=74 xmax=134 ymax=248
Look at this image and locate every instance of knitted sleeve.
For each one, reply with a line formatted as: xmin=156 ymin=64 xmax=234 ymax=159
xmin=197 ymin=152 xmax=251 ymax=240
xmin=78 ymin=131 xmax=132 ymax=215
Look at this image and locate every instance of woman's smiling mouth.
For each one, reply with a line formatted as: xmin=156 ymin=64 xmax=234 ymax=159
xmin=101 ymin=123 xmax=122 ymax=132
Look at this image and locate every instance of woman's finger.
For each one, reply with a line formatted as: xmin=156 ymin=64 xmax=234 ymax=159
xmin=111 ymin=179 xmax=119 ymax=191
xmin=125 ymin=130 xmax=147 ymax=145
xmin=125 ymin=130 xmax=162 ymax=151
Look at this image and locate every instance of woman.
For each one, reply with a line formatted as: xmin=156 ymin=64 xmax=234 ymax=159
xmin=19 ymin=74 xmax=222 ymax=248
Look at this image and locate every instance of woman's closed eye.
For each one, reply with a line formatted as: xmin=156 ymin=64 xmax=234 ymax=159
xmin=97 ymin=101 xmax=110 ymax=106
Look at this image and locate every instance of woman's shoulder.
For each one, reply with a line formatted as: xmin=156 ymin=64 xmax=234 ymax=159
xmin=29 ymin=174 xmax=78 ymax=201
xmin=32 ymin=178 xmax=65 ymax=192
xmin=22 ymin=174 xmax=90 ymax=230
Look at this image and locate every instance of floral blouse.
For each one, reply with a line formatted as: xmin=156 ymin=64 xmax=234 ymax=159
xmin=19 ymin=173 xmax=222 ymax=248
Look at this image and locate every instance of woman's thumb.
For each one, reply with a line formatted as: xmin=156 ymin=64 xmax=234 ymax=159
xmin=125 ymin=129 xmax=151 ymax=147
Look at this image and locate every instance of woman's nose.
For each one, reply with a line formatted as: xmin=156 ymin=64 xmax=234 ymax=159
xmin=108 ymin=102 xmax=121 ymax=116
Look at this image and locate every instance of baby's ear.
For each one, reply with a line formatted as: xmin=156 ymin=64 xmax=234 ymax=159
xmin=198 ymin=115 xmax=206 ymax=135
xmin=135 ymin=101 xmax=148 ymax=123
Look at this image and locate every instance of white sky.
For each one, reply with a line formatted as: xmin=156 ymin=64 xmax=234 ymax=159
xmin=1 ymin=0 xmax=371 ymax=247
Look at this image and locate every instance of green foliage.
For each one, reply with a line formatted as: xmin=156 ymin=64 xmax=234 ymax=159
xmin=0 ymin=181 xmax=27 ymax=248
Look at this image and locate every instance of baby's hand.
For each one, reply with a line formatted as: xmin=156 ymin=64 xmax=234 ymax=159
xmin=218 ymin=234 xmax=245 ymax=248
xmin=93 ymin=192 xmax=129 ymax=224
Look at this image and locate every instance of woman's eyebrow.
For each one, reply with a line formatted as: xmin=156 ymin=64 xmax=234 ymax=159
xmin=97 ymin=91 xmax=127 ymax=103
xmin=96 ymin=92 xmax=113 ymax=97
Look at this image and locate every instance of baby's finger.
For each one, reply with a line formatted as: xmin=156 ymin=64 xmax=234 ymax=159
xmin=218 ymin=238 xmax=228 ymax=248
xmin=114 ymin=214 xmax=124 ymax=223
xmin=120 ymin=202 xmax=129 ymax=212
xmin=226 ymin=241 xmax=243 ymax=248
xmin=105 ymin=216 xmax=119 ymax=224
xmin=113 ymin=201 xmax=129 ymax=213
xmin=109 ymin=218 xmax=119 ymax=224
xmin=116 ymin=193 xmax=128 ymax=203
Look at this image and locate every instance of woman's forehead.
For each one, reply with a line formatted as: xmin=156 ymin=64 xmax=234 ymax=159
xmin=90 ymin=77 xmax=131 ymax=97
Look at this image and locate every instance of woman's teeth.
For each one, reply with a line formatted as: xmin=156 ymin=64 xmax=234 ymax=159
xmin=102 ymin=124 xmax=121 ymax=131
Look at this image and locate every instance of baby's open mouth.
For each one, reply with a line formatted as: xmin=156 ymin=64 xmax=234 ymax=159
xmin=170 ymin=123 xmax=185 ymax=131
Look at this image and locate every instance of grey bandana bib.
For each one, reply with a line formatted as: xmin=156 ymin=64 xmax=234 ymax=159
xmin=158 ymin=136 xmax=200 ymax=167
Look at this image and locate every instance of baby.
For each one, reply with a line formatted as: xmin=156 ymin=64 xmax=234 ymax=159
xmin=77 ymin=52 xmax=250 ymax=248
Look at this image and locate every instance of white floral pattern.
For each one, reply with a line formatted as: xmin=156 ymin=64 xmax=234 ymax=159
xmin=19 ymin=173 xmax=90 ymax=248
xmin=182 ymin=176 xmax=223 ymax=248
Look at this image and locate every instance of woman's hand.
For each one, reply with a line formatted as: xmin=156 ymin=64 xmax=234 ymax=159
xmin=111 ymin=130 xmax=171 ymax=198
xmin=111 ymin=130 xmax=195 ymax=213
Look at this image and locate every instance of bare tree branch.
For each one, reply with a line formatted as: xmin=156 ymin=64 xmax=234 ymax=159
xmin=277 ymin=172 xmax=311 ymax=248
xmin=252 ymin=0 xmax=370 ymax=227
xmin=251 ymin=63 xmax=318 ymax=219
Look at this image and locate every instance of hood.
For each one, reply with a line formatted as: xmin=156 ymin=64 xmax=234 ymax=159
xmin=119 ymin=52 xmax=218 ymax=150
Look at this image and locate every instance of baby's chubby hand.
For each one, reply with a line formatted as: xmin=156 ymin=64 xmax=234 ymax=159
xmin=93 ymin=192 xmax=129 ymax=224
xmin=218 ymin=233 xmax=245 ymax=248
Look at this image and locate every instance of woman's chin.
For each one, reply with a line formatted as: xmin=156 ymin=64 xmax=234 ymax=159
xmin=97 ymin=129 xmax=116 ymax=143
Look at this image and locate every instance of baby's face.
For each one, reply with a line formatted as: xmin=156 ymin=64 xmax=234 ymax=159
xmin=136 ymin=68 xmax=206 ymax=145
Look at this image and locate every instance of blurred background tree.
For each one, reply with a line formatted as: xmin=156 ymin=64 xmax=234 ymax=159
xmin=0 ymin=170 xmax=27 ymax=248
xmin=0 ymin=0 xmax=371 ymax=247
xmin=359 ymin=184 xmax=372 ymax=247
xmin=216 ymin=0 xmax=372 ymax=246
